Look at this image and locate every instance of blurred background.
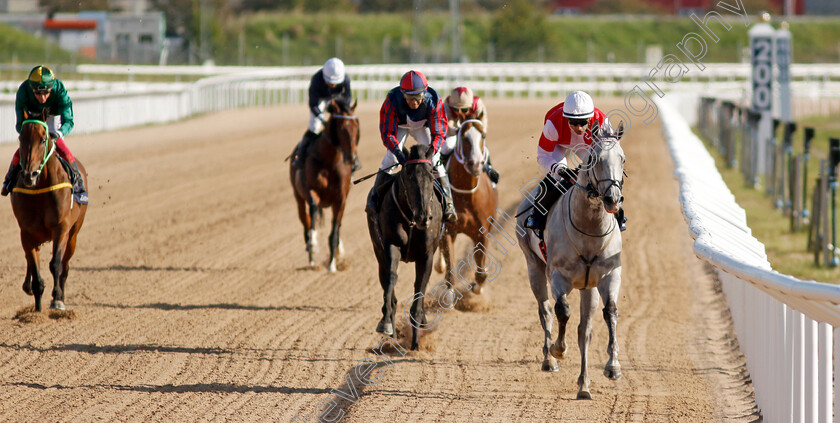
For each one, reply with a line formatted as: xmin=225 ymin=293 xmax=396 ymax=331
xmin=0 ymin=0 xmax=838 ymax=68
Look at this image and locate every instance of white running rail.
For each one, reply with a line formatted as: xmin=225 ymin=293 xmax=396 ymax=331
xmin=659 ymin=95 xmax=839 ymax=423
xmin=2 ymin=63 xmax=840 ymax=144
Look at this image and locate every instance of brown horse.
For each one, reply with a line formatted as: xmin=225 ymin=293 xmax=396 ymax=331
xmin=11 ymin=115 xmax=88 ymax=312
xmin=290 ymin=99 xmax=360 ymax=272
xmin=438 ymin=119 xmax=499 ymax=294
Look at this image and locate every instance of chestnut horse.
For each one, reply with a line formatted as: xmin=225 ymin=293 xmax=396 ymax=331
xmin=290 ymin=99 xmax=359 ymax=272
xmin=11 ymin=115 xmax=88 ymax=312
xmin=438 ymin=119 xmax=498 ymax=294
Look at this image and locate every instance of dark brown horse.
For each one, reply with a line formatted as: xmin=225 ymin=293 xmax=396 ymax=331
xmin=367 ymin=144 xmax=443 ymax=350
xmin=11 ymin=114 xmax=88 ymax=312
xmin=290 ymin=99 xmax=359 ymax=272
xmin=438 ymin=119 xmax=499 ymax=294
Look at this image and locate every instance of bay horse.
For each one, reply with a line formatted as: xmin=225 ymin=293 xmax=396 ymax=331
xmin=290 ymin=99 xmax=359 ymax=272
xmin=517 ymin=125 xmax=625 ymax=399
xmin=11 ymin=114 xmax=88 ymax=312
xmin=366 ymin=144 xmax=443 ymax=350
xmin=437 ymin=119 xmax=498 ymax=294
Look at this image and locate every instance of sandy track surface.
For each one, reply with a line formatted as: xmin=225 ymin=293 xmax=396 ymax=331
xmin=0 ymin=98 xmax=758 ymax=422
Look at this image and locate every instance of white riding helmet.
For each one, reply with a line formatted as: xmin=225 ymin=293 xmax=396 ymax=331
xmin=323 ymin=57 xmax=345 ymax=85
xmin=562 ymin=91 xmax=595 ymax=119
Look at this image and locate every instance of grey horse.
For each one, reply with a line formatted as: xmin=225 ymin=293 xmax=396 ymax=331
xmin=517 ymin=129 xmax=625 ymax=400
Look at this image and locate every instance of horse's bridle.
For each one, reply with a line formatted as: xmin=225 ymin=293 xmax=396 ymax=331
xmin=391 ymin=158 xmax=435 ymax=228
xmin=328 ymin=113 xmax=359 ymax=165
xmin=574 ymin=144 xmax=624 ymax=200
xmin=567 ymin=143 xmax=625 ymax=238
xmin=449 ymin=119 xmax=487 ymax=194
xmin=19 ymin=119 xmax=55 ymax=178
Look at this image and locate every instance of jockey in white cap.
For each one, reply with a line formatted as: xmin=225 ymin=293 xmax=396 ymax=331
xmin=523 ymin=90 xmax=627 ymax=231
xmin=440 ymin=86 xmax=499 ymax=185
xmin=291 ymin=57 xmax=359 ymax=171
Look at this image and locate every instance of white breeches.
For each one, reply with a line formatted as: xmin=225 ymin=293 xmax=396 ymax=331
xmin=380 ymin=126 xmax=446 ymax=177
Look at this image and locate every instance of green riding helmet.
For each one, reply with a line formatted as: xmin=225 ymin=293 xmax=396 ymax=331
xmin=28 ymin=65 xmax=55 ymax=92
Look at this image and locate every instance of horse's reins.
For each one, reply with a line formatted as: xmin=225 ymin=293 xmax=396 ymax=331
xmin=449 ymin=119 xmax=487 ymax=194
xmin=391 ymin=159 xmax=435 ymax=228
xmin=14 ymin=120 xmax=73 ymax=198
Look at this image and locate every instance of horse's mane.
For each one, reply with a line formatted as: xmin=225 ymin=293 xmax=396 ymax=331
xmin=408 ymin=144 xmax=431 ymax=160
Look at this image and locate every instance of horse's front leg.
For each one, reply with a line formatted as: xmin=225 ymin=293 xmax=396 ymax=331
xmin=326 ymin=202 xmax=345 ymax=273
xmin=409 ymin=252 xmax=435 ymax=351
xmin=293 ymin=192 xmax=313 ymax=266
xmin=526 ymin=257 xmax=556 ymax=372
xmin=376 ymin=244 xmax=401 ymax=337
xmin=471 ymin=233 xmax=488 ymax=294
xmin=306 ymin=194 xmax=320 ymax=264
xmin=576 ymin=288 xmax=599 ymax=400
xmin=48 ymin=229 xmax=71 ymax=310
xmin=21 ymin=237 xmax=43 ymax=309
xmin=599 ymin=273 xmax=622 ymax=380
xmin=551 ymin=271 xmax=571 ymax=361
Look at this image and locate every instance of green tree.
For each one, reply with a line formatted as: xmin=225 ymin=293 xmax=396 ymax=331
xmin=490 ymin=0 xmax=548 ymax=61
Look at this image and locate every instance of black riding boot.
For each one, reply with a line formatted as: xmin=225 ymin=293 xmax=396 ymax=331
xmin=1 ymin=163 xmax=19 ymax=196
xmin=438 ymin=174 xmax=458 ymax=223
xmin=292 ymin=130 xmax=319 ymax=169
xmin=484 ymin=155 xmax=500 ymax=185
xmin=616 ymin=207 xmax=627 ymax=232
xmin=524 ymin=175 xmax=566 ymax=230
xmin=70 ymin=161 xmax=86 ymax=194
xmin=365 ymin=172 xmax=392 ymax=215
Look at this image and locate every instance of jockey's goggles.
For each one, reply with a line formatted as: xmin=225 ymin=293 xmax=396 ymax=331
xmin=30 ymin=84 xmax=51 ymax=94
xmin=456 ymin=107 xmax=470 ymax=113
xmin=402 ymin=92 xmax=424 ymax=102
xmin=568 ymin=118 xmax=589 ymax=127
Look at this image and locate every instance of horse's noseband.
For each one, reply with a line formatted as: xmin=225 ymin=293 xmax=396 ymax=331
xmin=393 ymin=159 xmax=435 ymax=228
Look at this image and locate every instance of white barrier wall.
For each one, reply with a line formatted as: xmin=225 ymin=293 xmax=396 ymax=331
xmin=659 ymin=95 xmax=840 ymax=423
xmin=2 ymin=63 xmax=840 ymax=144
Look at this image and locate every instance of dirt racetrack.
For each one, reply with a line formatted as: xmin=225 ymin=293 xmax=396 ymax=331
xmin=0 ymin=98 xmax=760 ymax=422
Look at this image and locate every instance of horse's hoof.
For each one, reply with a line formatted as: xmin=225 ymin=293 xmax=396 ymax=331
xmin=376 ymin=320 xmax=394 ymax=336
xmin=541 ymin=358 xmax=558 ymax=372
xmin=327 ymin=261 xmax=337 ymax=273
xmin=549 ymin=343 xmax=565 ymax=359
xmin=50 ymin=300 xmax=65 ymax=311
xmin=576 ymin=390 xmax=592 ymax=400
xmin=604 ymin=365 xmax=622 ymax=380
xmin=470 ymin=283 xmax=482 ymax=295
xmin=22 ymin=281 xmax=32 ymax=296
xmin=442 ymin=289 xmax=456 ymax=307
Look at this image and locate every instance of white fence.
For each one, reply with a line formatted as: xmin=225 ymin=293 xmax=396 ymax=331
xmin=660 ymin=95 xmax=839 ymax=423
xmin=2 ymin=63 xmax=840 ymax=144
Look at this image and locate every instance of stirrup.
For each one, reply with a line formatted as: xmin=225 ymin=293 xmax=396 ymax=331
xmin=524 ymin=213 xmax=544 ymax=230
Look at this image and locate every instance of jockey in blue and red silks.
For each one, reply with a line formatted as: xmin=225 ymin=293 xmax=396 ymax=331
xmin=365 ymin=70 xmax=457 ymax=223
xmin=523 ymin=90 xmax=627 ymax=231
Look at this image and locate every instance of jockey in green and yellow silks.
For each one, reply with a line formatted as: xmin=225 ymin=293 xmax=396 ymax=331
xmin=2 ymin=65 xmax=86 ymax=197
